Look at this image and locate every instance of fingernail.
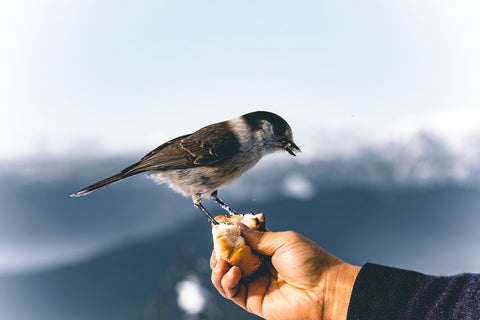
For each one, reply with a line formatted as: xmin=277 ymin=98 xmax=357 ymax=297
xmin=226 ymin=265 xmax=241 ymax=279
xmin=238 ymin=222 xmax=249 ymax=232
xmin=226 ymin=267 xmax=235 ymax=277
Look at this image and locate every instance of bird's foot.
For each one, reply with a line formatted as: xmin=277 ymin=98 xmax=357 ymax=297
xmin=192 ymin=193 xmax=219 ymax=225
xmin=210 ymin=191 xmax=238 ymax=216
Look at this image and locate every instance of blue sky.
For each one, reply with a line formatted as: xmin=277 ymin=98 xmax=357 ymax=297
xmin=0 ymin=0 xmax=480 ymax=276
xmin=1 ymin=0 xmax=479 ymax=159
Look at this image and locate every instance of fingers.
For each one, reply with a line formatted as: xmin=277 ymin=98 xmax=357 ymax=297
xmin=210 ymin=251 xmax=243 ymax=299
xmin=221 ymin=266 xmax=243 ymax=299
xmin=211 ymin=259 xmax=230 ymax=297
xmin=210 ymin=250 xmax=217 ymax=269
xmin=239 ymin=223 xmax=292 ymax=257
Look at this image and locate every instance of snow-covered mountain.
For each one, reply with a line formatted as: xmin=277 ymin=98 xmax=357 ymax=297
xmin=1 ymin=130 xmax=479 ymax=319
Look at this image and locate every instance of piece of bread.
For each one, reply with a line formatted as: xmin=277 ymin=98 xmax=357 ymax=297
xmin=212 ymin=213 xmax=265 ymax=277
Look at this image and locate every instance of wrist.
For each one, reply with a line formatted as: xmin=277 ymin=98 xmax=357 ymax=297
xmin=322 ymin=262 xmax=361 ymax=320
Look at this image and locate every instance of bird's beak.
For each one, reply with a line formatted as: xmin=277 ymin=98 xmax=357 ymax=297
xmin=283 ymin=140 xmax=300 ymax=156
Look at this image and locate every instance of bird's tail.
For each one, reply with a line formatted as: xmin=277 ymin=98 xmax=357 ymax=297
xmin=70 ymin=169 xmax=138 ymax=197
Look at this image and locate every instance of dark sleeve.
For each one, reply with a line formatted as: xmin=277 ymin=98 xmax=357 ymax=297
xmin=347 ymin=263 xmax=480 ymax=320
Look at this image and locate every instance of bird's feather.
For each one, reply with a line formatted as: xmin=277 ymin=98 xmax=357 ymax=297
xmin=179 ymin=122 xmax=240 ymax=166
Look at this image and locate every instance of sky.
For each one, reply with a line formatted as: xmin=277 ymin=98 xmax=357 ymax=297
xmin=0 ymin=0 xmax=480 ymax=281
xmin=1 ymin=0 xmax=479 ymax=160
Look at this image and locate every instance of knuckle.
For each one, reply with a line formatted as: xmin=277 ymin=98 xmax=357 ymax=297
xmin=283 ymin=230 xmax=300 ymax=241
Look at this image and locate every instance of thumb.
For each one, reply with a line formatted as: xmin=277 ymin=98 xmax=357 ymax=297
xmin=239 ymin=223 xmax=290 ymax=257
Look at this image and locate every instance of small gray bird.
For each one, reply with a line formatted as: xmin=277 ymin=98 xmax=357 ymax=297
xmin=71 ymin=111 xmax=299 ymax=224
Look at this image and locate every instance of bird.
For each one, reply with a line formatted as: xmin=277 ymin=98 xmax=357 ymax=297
xmin=70 ymin=111 xmax=299 ymax=224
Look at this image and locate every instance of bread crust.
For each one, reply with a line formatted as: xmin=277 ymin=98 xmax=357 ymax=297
xmin=212 ymin=213 xmax=265 ymax=277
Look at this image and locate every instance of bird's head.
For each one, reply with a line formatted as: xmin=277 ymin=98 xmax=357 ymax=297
xmin=241 ymin=111 xmax=300 ymax=156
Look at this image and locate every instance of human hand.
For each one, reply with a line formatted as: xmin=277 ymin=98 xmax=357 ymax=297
xmin=210 ymin=225 xmax=360 ymax=320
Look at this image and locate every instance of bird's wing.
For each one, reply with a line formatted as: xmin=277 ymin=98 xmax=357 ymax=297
xmin=179 ymin=122 xmax=240 ymax=166
xmin=124 ymin=122 xmax=240 ymax=174
xmin=121 ymin=135 xmax=194 ymax=174
xmin=138 ymin=134 xmax=191 ymax=163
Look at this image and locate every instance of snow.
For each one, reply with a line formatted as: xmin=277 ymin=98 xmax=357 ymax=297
xmin=175 ymin=274 xmax=207 ymax=315
xmin=282 ymin=173 xmax=316 ymax=200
